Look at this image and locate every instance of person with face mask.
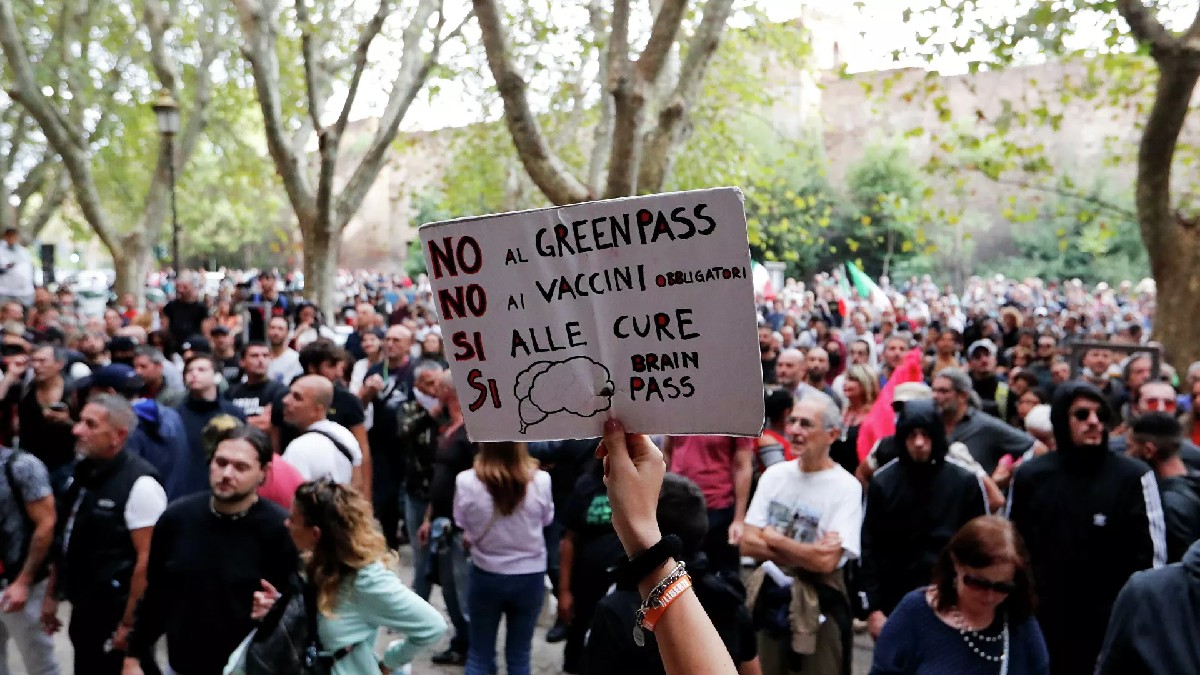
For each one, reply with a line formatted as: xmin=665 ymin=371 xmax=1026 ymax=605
xmin=1007 ymin=381 xmax=1167 ymax=675
xmin=860 ymin=400 xmax=989 ymax=641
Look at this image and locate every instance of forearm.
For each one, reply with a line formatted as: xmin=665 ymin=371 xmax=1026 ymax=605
xmin=638 ymin=559 xmax=738 ymax=675
xmin=733 ymin=462 xmax=752 ymax=523
xmin=15 ymin=521 xmax=52 ymax=586
xmin=121 ymin=559 xmax=150 ymax=627
xmin=559 ymin=535 xmax=575 ymax=596
xmin=352 ymin=426 xmax=372 ymax=501
xmin=767 ymin=537 xmax=841 ymax=573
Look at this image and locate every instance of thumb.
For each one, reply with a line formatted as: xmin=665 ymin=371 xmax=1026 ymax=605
xmin=602 ymin=418 xmax=631 ymax=465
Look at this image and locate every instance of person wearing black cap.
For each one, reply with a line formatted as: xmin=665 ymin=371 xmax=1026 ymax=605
xmin=81 ymin=363 xmax=189 ymax=498
xmin=859 ymin=399 xmax=988 ymax=640
xmin=1008 ymin=381 xmax=1167 ymax=675
xmin=210 ymin=325 xmax=241 ymax=383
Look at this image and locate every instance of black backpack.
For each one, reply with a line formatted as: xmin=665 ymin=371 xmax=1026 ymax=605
xmin=242 ymin=573 xmax=352 ymax=675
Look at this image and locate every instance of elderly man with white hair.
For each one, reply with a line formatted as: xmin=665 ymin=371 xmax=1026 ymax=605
xmin=741 ymin=391 xmax=862 ymax=675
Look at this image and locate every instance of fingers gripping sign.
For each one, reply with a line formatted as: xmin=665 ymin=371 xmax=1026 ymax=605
xmin=598 ymin=418 xmax=666 ymax=556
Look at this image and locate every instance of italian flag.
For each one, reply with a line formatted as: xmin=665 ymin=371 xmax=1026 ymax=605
xmin=846 ymin=261 xmax=891 ymax=313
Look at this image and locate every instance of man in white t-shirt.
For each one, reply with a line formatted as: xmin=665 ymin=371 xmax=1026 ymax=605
xmin=741 ymin=391 xmax=863 ymax=675
xmin=281 ymin=375 xmax=363 ymax=487
xmin=44 ymin=394 xmax=167 ymax=675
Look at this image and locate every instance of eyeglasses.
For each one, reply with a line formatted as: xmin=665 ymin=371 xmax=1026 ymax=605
xmin=785 ymin=416 xmax=817 ymax=430
xmin=961 ymin=574 xmax=1017 ymax=594
xmin=1143 ymin=398 xmax=1177 ymax=412
xmin=1070 ymin=407 xmax=1110 ymax=424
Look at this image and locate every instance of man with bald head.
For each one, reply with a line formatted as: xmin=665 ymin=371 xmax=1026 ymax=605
xmin=774 ymin=348 xmax=807 ymax=393
xmin=359 ymin=323 xmax=418 ymax=547
xmin=282 ymin=374 xmax=363 ymax=487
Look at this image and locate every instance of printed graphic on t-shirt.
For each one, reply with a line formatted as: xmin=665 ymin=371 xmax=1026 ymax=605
xmin=766 ymin=500 xmax=822 ymax=543
xmin=586 ymin=494 xmax=612 ymax=526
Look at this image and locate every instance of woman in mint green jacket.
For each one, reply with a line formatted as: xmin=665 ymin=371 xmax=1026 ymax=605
xmin=278 ymin=479 xmax=446 ymax=674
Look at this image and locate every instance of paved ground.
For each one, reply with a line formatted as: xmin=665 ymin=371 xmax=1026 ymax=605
xmin=10 ymin=550 xmax=875 ymax=674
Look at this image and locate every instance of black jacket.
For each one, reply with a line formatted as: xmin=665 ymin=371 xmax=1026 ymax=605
xmin=1097 ymin=539 xmax=1200 ymax=674
xmin=860 ymin=400 xmax=988 ymax=616
xmin=1008 ymin=381 xmax=1166 ymax=675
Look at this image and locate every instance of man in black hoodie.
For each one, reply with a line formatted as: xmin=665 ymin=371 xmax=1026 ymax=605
xmin=1097 ymin=539 xmax=1200 ymax=674
xmin=859 ymin=399 xmax=989 ymax=640
xmin=1008 ymin=381 xmax=1167 ymax=675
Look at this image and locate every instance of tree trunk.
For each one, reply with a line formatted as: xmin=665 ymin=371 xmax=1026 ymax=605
xmin=1146 ymin=221 xmax=1200 ymax=368
xmin=301 ymin=224 xmax=338 ymax=315
xmin=112 ymin=235 xmax=149 ymax=305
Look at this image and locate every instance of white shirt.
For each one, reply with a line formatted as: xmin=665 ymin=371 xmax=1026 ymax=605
xmin=267 ymin=348 xmax=303 ymax=385
xmin=745 ymin=460 xmax=863 ymax=563
xmin=0 ymin=243 xmax=34 ymax=305
xmin=125 ymin=476 xmax=168 ymax=529
xmin=282 ymin=419 xmax=362 ymax=485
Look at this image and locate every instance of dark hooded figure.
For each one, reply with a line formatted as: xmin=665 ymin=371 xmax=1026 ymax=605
xmin=859 ymin=400 xmax=989 ymax=635
xmin=1008 ymin=381 xmax=1167 ymax=675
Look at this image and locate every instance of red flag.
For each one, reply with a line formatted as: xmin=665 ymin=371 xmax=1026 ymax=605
xmin=857 ymin=348 xmax=925 ymax=461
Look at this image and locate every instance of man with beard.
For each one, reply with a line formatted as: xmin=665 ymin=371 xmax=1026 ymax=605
xmin=264 ymin=316 xmax=302 ymax=385
xmin=964 ymin=339 xmax=1007 ymax=418
xmin=210 ymin=326 xmax=241 ymax=384
xmin=172 ymin=356 xmax=246 ymax=500
xmin=1008 ymin=381 xmax=1167 ymax=675
xmin=798 ymin=347 xmax=842 ymax=407
xmin=77 ymin=331 xmax=108 ymax=371
xmin=121 ymin=425 xmax=297 ymax=675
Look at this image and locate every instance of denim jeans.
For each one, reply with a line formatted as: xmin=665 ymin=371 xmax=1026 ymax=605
xmin=0 ymin=579 xmax=59 ymax=675
xmin=465 ymin=566 xmax=544 ymax=675
xmin=404 ymin=492 xmax=433 ymax=600
xmin=432 ymin=520 xmax=471 ymax=653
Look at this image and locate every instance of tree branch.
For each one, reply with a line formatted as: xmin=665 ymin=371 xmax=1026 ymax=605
xmin=636 ymin=0 xmax=687 ymax=84
xmin=472 ymin=0 xmax=591 ymax=205
xmin=233 ymin=0 xmax=317 ymax=226
xmin=336 ymin=0 xmax=446 ymax=229
xmin=586 ymin=0 xmax=613 ymax=192
xmin=332 ymin=0 xmax=391 ymax=140
xmin=637 ymin=0 xmax=735 ymax=193
xmin=0 ymin=0 xmax=119 ymax=252
xmin=1116 ymin=0 xmax=1179 ymax=57
xmin=604 ymin=0 xmax=641 ymax=197
xmin=295 ymin=0 xmax=326 ymax=136
xmin=22 ymin=168 xmax=68 ymax=239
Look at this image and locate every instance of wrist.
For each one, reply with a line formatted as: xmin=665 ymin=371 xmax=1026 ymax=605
xmin=622 ymin=526 xmax=662 ymax=557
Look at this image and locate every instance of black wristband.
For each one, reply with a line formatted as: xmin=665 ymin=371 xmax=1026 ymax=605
xmin=616 ymin=535 xmax=682 ymax=587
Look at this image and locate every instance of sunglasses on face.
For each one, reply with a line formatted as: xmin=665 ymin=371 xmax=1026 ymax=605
xmin=961 ymin=574 xmax=1017 ymax=594
xmin=1143 ymin=398 xmax=1177 ymax=412
xmin=1070 ymin=407 xmax=1110 ymax=424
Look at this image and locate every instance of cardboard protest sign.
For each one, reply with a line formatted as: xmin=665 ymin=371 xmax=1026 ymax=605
xmin=419 ymin=187 xmax=764 ymax=442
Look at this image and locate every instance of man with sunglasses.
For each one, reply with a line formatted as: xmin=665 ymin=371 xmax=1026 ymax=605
xmin=1110 ymin=380 xmax=1200 ymax=471
xmin=1008 ymin=381 xmax=1167 ymax=675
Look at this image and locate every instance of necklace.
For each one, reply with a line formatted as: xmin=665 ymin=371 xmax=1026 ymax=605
xmin=210 ymin=496 xmax=256 ymax=521
xmin=950 ymin=609 xmax=1010 ymax=669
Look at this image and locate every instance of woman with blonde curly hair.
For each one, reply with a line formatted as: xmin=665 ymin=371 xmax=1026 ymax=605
xmin=285 ymin=478 xmax=446 ymax=674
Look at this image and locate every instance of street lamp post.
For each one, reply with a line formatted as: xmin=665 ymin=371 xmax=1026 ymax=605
xmin=152 ymin=91 xmax=181 ymax=275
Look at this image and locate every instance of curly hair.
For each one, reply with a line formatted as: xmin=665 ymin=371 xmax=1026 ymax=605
xmin=294 ymin=479 xmax=395 ymax=615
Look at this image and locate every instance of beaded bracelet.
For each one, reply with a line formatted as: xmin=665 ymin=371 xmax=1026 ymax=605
xmin=632 ymin=561 xmax=690 ymax=647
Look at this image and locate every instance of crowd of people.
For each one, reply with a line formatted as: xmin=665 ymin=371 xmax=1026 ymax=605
xmin=0 ymin=221 xmax=1195 ymax=675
